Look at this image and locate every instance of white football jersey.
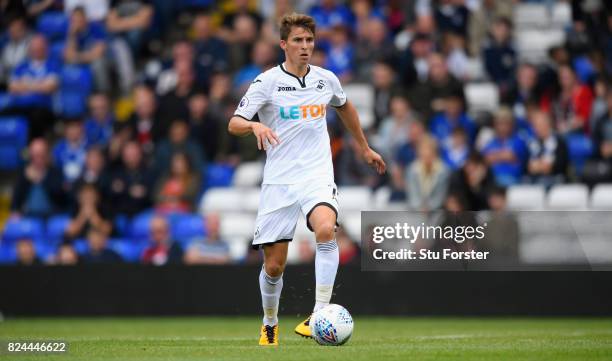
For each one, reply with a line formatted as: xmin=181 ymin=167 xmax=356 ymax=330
xmin=234 ymin=63 xmax=347 ymax=185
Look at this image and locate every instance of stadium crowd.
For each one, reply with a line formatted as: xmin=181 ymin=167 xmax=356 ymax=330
xmin=0 ymin=0 xmax=611 ymax=265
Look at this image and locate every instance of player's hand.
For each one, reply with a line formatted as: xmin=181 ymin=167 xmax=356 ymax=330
xmin=362 ymin=147 xmax=386 ymax=174
xmin=251 ymin=122 xmax=280 ymax=150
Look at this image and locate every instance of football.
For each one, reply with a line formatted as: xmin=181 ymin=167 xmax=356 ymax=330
xmin=310 ymin=304 xmax=354 ymax=346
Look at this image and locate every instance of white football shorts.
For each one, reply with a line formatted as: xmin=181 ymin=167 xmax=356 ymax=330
xmin=252 ymin=180 xmax=339 ymax=249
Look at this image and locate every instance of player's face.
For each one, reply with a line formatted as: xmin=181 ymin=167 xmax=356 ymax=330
xmin=281 ymin=26 xmax=314 ymax=67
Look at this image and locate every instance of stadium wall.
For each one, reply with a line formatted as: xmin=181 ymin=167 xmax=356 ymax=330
xmin=1 ymin=266 xmax=611 ymax=316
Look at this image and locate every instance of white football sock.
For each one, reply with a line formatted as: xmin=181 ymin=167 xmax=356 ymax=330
xmin=314 ymin=239 xmax=339 ymax=313
xmin=259 ymin=266 xmax=283 ymax=326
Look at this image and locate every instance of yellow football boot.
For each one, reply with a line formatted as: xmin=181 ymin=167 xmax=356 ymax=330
xmin=294 ymin=315 xmax=312 ymax=338
xmin=259 ymin=324 xmax=279 ymax=346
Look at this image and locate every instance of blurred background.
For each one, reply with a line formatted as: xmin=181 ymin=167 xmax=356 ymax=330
xmin=0 ymin=0 xmax=611 ymax=272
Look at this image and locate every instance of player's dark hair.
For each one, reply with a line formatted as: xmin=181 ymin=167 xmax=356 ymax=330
xmin=279 ymin=13 xmax=316 ymax=41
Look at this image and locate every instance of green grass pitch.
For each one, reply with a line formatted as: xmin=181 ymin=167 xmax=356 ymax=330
xmin=1 ymin=317 xmax=611 ymax=360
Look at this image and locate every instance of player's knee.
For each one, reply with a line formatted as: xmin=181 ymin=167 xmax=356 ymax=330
xmin=264 ymin=259 xmax=286 ymax=277
xmin=314 ymin=222 xmax=336 ymax=242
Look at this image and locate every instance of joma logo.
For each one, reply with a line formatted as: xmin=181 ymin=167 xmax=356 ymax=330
xmin=277 ymin=86 xmax=297 ymax=92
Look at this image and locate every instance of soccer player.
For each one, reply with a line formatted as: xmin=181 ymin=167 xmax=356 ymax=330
xmin=228 ymin=13 xmax=386 ymax=346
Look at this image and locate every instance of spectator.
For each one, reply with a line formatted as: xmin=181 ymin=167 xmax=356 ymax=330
xmin=154 ymin=152 xmax=201 ymax=213
xmin=81 ymin=227 xmax=122 ymax=264
xmin=503 ymin=63 xmax=540 ymax=127
xmin=482 ymin=108 xmax=528 ymax=187
xmin=64 ymin=184 xmax=113 ymax=242
xmin=400 ymin=32 xmax=434 ymax=86
xmin=26 ymin=0 xmax=62 ymax=18
xmin=434 ymin=0 xmax=469 ymax=37
xmin=371 ymin=60 xmax=397 ymax=127
xmin=406 ymin=135 xmax=450 ymax=211
xmin=184 ymin=213 xmax=231 ymax=265
xmin=53 ymin=118 xmax=89 ymax=185
xmin=64 ymin=0 xmax=109 ymax=22
xmin=64 ymin=7 xmax=109 ymax=91
xmin=391 ymin=119 xmax=427 ymax=200
xmin=467 ymin=0 xmax=512 ymax=56
xmin=126 ymin=85 xmax=158 ymax=153
xmin=295 ymin=238 xmax=315 ymax=264
xmin=106 ymin=0 xmax=153 ymax=56
xmin=354 ymin=16 xmax=397 ymax=81
xmin=308 ymin=0 xmax=353 ymax=44
xmin=408 ymin=53 xmax=464 ymax=121
xmin=158 ymin=58 xmax=205 ymax=131
xmin=324 ymin=24 xmax=354 ymax=82
xmin=8 ymin=34 xmax=59 ymax=138
xmin=11 ymin=138 xmax=63 ymax=218
xmin=482 ymin=17 xmax=516 ymax=93
xmin=376 ymin=94 xmax=413 ymax=161
xmin=154 ymin=119 xmax=205 ymax=176
xmin=192 ymin=12 xmax=229 ymax=76
xmin=84 ymin=93 xmax=114 ymax=146
xmin=188 ymin=93 xmax=224 ymax=162
xmin=233 ymin=40 xmax=276 ymax=94
xmin=443 ymin=32 xmax=469 ymax=81
xmin=155 ymin=40 xmax=195 ymax=96
xmin=593 ymin=87 xmax=612 ymax=162
xmin=16 ymin=238 xmax=40 ymax=265
xmin=73 ymin=146 xmax=110 ymax=200
xmin=53 ymin=244 xmax=79 ymax=265
xmin=142 ymin=216 xmax=183 ymax=265
xmin=108 ymin=141 xmax=152 ymax=217
xmin=429 ymin=93 xmax=477 ymax=148
xmin=526 ymin=111 xmax=568 ymax=187
xmin=218 ymin=0 xmax=264 ymax=42
xmin=227 ymin=14 xmax=261 ymax=72
xmin=541 ymin=64 xmax=594 ymax=134
xmin=441 ymin=127 xmax=470 ymax=171
xmin=448 ymin=152 xmax=495 ymax=211
xmin=1 ymin=15 xmax=31 ymax=87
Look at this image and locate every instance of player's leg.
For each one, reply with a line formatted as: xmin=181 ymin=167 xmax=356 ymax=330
xmin=259 ymin=241 xmax=289 ymax=346
xmin=295 ymin=199 xmax=339 ymax=338
xmin=308 ymin=205 xmax=339 ymax=312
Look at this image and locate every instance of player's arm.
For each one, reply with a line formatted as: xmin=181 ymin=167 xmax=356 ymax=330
xmin=334 ymin=100 xmax=386 ymax=174
xmin=228 ymin=116 xmax=280 ymax=151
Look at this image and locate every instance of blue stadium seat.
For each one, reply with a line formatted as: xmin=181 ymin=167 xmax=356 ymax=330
xmin=72 ymin=239 xmax=88 ymax=255
xmin=109 ymin=239 xmax=145 ymax=263
xmin=0 ymin=243 xmax=16 ymax=264
xmin=56 ymin=65 xmax=93 ymax=117
xmin=46 ymin=214 xmax=71 ymax=245
xmin=0 ymin=116 xmax=28 ymax=144
xmin=0 ymin=93 xmax=13 ymax=111
xmin=49 ymin=41 xmax=66 ymax=64
xmin=180 ymin=0 xmax=214 ymax=9
xmin=34 ymin=241 xmax=57 ymax=262
xmin=130 ymin=211 xmax=155 ymax=241
xmin=114 ymin=214 xmax=130 ymax=237
xmin=2 ymin=218 xmax=45 ymax=244
xmin=37 ymin=12 xmax=68 ymax=42
xmin=203 ymin=163 xmax=235 ymax=190
xmin=566 ymin=134 xmax=594 ymax=176
xmin=0 ymin=145 xmax=23 ymax=170
xmin=171 ymin=213 xmax=207 ymax=245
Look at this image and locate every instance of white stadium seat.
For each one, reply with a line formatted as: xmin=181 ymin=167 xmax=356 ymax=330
xmin=590 ymin=184 xmax=612 ymax=210
xmin=338 ymin=186 xmax=371 ymax=212
xmin=551 ymin=2 xmax=572 ymax=28
xmin=343 ymin=83 xmax=374 ymax=130
xmin=507 ymin=185 xmax=546 ymax=210
xmin=219 ymin=212 xmax=256 ymax=239
xmin=232 ymin=161 xmax=264 ymax=187
xmin=464 ymin=82 xmax=499 ymax=115
xmin=200 ymin=188 xmax=244 ymax=213
xmin=515 ymin=29 xmax=565 ymax=64
xmin=547 ymin=184 xmax=589 ymax=210
xmin=514 ymin=4 xmax=549 ymax=29
xmin=242 ymin=187 xmax=261 ymax=212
